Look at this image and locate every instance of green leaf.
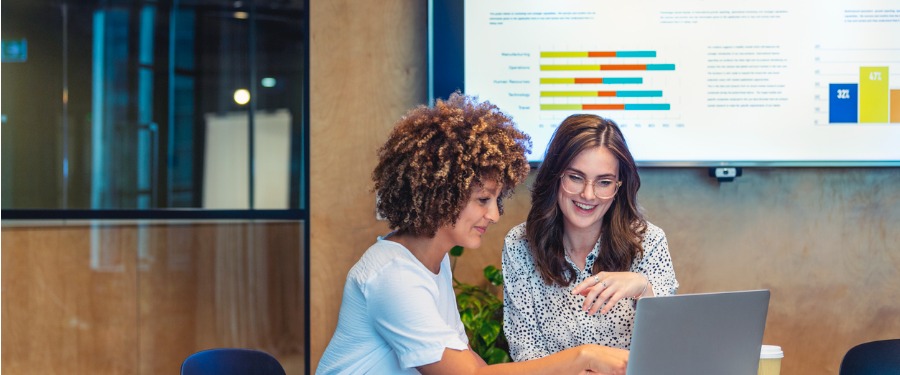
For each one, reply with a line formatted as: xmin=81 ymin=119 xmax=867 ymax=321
xmin=473 ymin=298 xmax=485 ymax=311
xmin=483 ymin=265 xmax=504 ymax=286
xmin=450 ymin=246 xmax=464 ymax=257
xmin=478 ymin=320 xmax=501 ymax=346
xmin=460 ymin=308 xmax=475 ymax=328
xmin=483 ymin=347 xmax=511 ymax=365
xmin=451 ymin=246 xmax=509 ymax=365
xmin=456 ymin=294 xmax=473 ymax=309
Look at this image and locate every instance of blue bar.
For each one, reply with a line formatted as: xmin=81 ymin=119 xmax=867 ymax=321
xmin=603 ymin=77 xmax=643 ymax=84
xmin=616 ymin=51 xmax=656 ymax=58
xmin=646 ymin=64 xmax=676 ymax=71
xmin=829 ymin=83 xmax=858 ymax=123
xmin=625 ymin=104 xmax=671 ymax=110
xmin=618 ymin=90 xmax=663 ymax=97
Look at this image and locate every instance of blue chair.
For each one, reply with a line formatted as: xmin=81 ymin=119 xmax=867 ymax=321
xmin=181 ymin=348 xmax=286 ymax=375
xmin=839 ymin=339 xmax=900 ymax=375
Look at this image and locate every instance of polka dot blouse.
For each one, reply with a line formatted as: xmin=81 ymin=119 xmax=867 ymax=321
xmin=501 ymin=221 xmax=679 ymax=361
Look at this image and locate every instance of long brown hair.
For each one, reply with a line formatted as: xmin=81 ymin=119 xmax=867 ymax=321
xmin=525 ymin=114 xmax=646 ymax=286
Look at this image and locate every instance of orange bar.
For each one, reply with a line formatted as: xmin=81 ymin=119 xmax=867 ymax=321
xmin=596 ymin=91 xmax=617 ymax=97
xmin=891 ymin=89 xmax=900 ymax=123
xmin=587 ymin=51 xmax=616 ymax=57
xmin=601 ymin=64 xmax=646 ymax=70
xmin=574 ymin=78 xmax=604 ymax=84
xmin=583 ymin=104 xmax=626 ymax=110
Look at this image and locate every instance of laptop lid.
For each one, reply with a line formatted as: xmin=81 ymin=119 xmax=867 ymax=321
xmin=626 ymin=289 xmax=770 ymax=375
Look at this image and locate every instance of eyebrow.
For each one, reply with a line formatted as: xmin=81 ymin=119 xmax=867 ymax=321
xmin=472 ymin=183 xmax=502 ymax=195
xmin=565 ymin=168 xmax=617 ymax=179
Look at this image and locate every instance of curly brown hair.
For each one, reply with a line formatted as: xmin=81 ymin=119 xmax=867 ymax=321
xmin=373 ymin=93 xmax=532 ymax=237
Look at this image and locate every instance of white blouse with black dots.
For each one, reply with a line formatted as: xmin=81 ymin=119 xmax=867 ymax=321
xmin=501 ymin=221 xmax=679 ymax=361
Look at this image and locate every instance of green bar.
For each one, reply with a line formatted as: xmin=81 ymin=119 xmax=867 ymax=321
xmin=541 ymin=91 xmax=596 ymax=97
xmin=541 ymin=51 xmax=588 ymax=58
xmin=540 ymin=78 xmax=576 ymax=84
xmin=541 ymin=104 xmax=583 ymax=110
xmin=541 ymin=65 xmax=601 ymax=71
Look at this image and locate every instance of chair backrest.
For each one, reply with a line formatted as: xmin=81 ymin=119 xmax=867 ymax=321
xmin=839 ymin=339 xmax=900 ymax=375
xmin=181 ymin=348 xmax=286 ymax=375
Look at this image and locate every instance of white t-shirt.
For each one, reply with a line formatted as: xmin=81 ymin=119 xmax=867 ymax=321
xmin=316 ymin=236 xmax=469 ymax=374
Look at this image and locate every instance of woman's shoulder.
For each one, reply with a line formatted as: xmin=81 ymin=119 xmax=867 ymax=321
xmin=502 ymin=222 xmax=533 ymax=258
xmin=504 ymin=222 xmax=528 ymax=242
xmin=643 ymin=221 xmax=666 ymax=238
xmin=350 ymin=239 xmax=422 ymax=281
xmin=503 ymin=222 xmax=530 ymax=252
xmin=640 ymin=220 xmax=668 ymax=250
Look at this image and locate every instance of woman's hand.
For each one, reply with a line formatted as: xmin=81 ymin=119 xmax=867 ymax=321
xmin=571 ymin=272 xmax=650 ymax=315
xmin=419 ymin=345 xmax=627 ymax=375
xmin=579 ymin=344 xmax=629 ymax=375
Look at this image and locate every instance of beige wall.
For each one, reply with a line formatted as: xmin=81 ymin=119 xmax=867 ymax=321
xmin=309 ymin=1 xmax=900 ymax=374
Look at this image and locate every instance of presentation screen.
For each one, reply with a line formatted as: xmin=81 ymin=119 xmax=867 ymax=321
xmin=429 ymin=0 xmax=900 ymax=166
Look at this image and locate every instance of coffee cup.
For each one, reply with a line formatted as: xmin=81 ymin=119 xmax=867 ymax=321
xmin=758 ymin=345 xmax=784 ymax=375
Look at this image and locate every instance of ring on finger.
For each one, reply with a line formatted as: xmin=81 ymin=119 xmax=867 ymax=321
xmin=593 ymin=275 xmax=600 ymax=285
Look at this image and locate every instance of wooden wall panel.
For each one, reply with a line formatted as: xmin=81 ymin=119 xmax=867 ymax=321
xmin=308 ymin=1 xmax=900 ymax=374
xmin=137 ymin=224 xmax=200 ymax=375
xmin=1 ymin=221 xmax=304 ymax=375
xmin=309 ymin=0 xmax=426 ymax=371
xmin=2 ymin=225 xmax=138 ymax=374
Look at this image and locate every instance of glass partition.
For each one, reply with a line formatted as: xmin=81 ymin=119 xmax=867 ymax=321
xmin=1 ymin=2 xmax=309 ymax=373
xmin=1 ymin=0 xmax=306 ymax=211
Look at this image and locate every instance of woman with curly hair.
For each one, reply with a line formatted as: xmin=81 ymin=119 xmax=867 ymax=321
xmin=502 ymin=114 xmax=679 ymax=360
xmin=317 ymin=94 xmax=629 ymax=375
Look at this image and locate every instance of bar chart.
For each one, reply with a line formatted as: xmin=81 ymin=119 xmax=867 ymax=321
xmin=828 ymin=67 xmax=899 ymax=124
xmin=817 ymin=45 xmax=900 ymax=124
xmin=538 ymin=50 xmax=675 ymax=114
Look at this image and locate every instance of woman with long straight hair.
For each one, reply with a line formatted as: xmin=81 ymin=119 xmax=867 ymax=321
xmin=502 ymin=114 xmax=679 ymax=361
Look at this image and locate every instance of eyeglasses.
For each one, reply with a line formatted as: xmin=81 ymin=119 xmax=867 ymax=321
xmin=559 ymin=171 xmax=622 ymax=199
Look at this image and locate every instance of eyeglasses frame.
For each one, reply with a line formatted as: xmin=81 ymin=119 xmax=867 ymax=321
xmin=559 ymin=171 xmax=622 ymax=200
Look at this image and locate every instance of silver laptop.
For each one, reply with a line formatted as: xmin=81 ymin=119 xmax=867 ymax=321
xmin=627 ymin=289 xmax=770 ymax=375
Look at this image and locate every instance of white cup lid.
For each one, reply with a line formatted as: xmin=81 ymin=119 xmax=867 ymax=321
xmin=760 ymin=345 xmax=784 ymax=359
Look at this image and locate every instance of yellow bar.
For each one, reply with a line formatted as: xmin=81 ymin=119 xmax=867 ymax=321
xmin=891 ymin=89 xmax=900 ymax=123
xmin=541 ymin=51 xmax=588 ymax=58
xmin=540 ymin=78 xmax=576 ymax=84
xmin=859 ymin=66 xmax=889 ymax=123
xmin=541 ymin=65 xmax=601 ymax=71
xmin=541 ymin=104 xmax=583 ymax=110
xmin=541 ymin=91 xmax=596 ymax=97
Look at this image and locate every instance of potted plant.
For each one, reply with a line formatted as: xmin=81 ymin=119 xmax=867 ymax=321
xmin=450 ymin=246 xmax=511 ymax=364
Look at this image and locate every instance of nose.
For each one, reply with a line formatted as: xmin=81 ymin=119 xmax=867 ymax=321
xmin=581 ymin=181 xmax=596 ymax=199
xmin=486 ymin=200 xmax=500 ymax=224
